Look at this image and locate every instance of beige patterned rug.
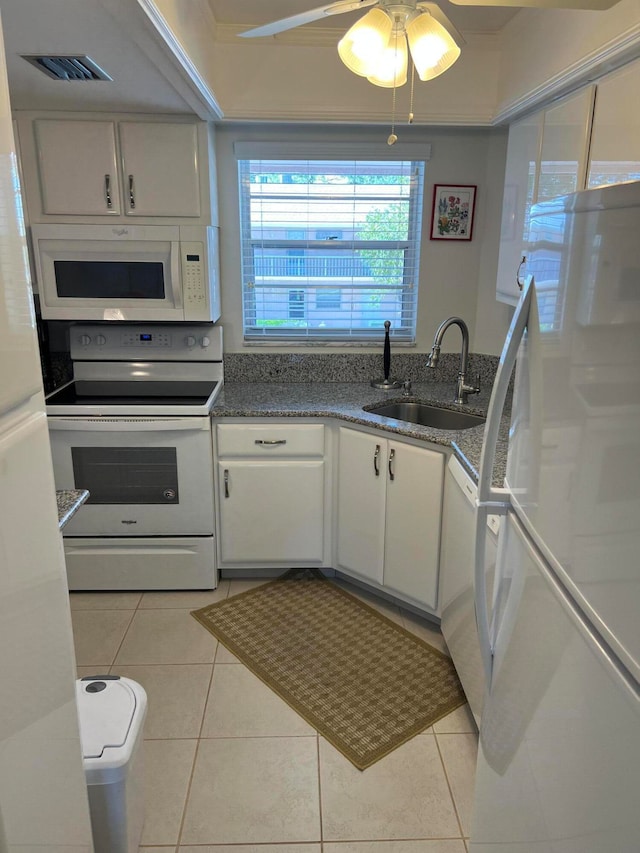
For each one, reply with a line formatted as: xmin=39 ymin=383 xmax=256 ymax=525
xmin=191 ymin=571 xmax=466 ymax=770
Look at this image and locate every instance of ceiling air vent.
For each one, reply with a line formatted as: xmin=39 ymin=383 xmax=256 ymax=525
xmin=21 ymin=55 xmax=112 ymax=82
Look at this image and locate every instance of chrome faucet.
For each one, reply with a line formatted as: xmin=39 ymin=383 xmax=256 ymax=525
xmin=426 ymin=317 xmax=480 ymax=404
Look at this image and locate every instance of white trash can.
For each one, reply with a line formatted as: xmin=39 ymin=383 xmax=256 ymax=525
xmin=76 ymin=675 xmax=147 ymax=853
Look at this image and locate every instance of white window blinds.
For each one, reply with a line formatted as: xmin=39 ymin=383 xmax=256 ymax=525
xmin=236 ymin=144 xmax=428 ymax=343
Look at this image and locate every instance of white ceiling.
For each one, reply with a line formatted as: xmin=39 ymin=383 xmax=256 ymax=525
xmin=0 ymin=0 xmax=520 ymax=118
xmin=209 ymin=0 xmax=520 ymax=35
xmin=1 ymin=0 xmax=198 ymax=114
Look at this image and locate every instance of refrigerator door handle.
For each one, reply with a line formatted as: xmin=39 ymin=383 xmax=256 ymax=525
xmin=474 ymin=276 xmax=534 ymax=685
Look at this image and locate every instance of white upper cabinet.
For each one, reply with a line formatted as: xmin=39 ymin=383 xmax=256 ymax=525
xmin=537 ymin=86 xmax=594 ymax=203
xmin=23 ymin=115 xmax=215 ymax=224
xmin=495 ymin=112 xmax=543 ymax=305
xmin=119 ymin=122 xmax=200 ymax=217
xmin=588 ymin=59 xmax=640 ymax=189
xmin=496 ymin=87 xmax=595 ymax=305
xmin=35 ymin=119 xmax=121 ymax=216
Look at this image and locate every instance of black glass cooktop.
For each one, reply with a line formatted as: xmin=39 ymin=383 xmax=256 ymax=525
xmin=46 ymin=380 xmax=219 ymax=406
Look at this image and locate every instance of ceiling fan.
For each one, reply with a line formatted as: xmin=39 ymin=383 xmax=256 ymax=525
xmin=239 ymin=0 xmax=618 ymax=42
xmin=238 ymin=0 xmax=618 ymax=142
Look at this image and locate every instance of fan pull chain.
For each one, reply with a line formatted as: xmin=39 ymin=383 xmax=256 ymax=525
xmin=388 ymin=83 xmax=397 ymax=145
xmin=387 ymin=24 xmax=400 ymax=146
xmin=408 ymin=63 xmax=415 ymax=124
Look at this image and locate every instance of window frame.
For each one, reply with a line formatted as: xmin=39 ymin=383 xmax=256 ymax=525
xmin=235 ymin=141 xmax=430 ymax=345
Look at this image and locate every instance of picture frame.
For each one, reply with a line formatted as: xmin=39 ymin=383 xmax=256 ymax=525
xmin=430 ymin=184 xmax=477 ymax=241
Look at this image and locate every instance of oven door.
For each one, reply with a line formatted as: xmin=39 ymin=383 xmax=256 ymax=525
xmin=48 ymin=416 xmax=213 ymax=536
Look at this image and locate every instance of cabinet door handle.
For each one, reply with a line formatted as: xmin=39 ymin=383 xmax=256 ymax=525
xmin=254 ymin=439 xmax=287 ymax=446
xmin=128 ymin=174 xmax=136 ymax=209
xmin=373 ymin=444 xmax=380 ymax=476
xmin=104 ymin=174 xmax=112 ymax=209
xmin=516 ymin=255 xmax=526 ymax=291
xmin=388 ymin=447 xmax=395 ymax=481
xmin=223 ymin=468 xmax=229 ymax=498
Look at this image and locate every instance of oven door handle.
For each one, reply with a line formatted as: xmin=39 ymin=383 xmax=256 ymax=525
xmin=47 ymin=417 xmax=211 ymax=432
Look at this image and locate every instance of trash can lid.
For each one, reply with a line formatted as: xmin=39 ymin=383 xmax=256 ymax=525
xmin=76 ymin=676 xmax=138 ymax=759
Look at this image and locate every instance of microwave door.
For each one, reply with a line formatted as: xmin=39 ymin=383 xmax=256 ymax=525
xmin=34 ymin=232 xmax=185 ymax=321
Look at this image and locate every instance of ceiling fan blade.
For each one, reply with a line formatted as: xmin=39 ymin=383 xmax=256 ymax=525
xmin=416 ymin=2 xmax=465 ymax=45
xmin=447 ymin=0 xmax=620 ymax=8
xmin=238 ymin=0 xmax=378 ymax=38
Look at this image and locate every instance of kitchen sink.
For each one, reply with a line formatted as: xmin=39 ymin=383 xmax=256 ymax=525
xmin=365 ymin=401 xmax=486 ymax=431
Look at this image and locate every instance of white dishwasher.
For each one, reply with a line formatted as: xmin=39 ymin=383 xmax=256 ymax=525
xmin=440 ymin=455 xmax=500 ymax=726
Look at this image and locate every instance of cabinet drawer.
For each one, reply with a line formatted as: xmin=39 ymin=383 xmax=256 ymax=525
xmin=216 ymin=423 xmax=325 ymax=457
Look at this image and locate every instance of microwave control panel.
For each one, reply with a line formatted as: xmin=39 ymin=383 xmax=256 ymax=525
xmin=181 ymin=241 xmax=208 ymax=318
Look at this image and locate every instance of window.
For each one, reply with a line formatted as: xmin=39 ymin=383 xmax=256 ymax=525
xmin=237 ymin=145 xmax=428 ymax=342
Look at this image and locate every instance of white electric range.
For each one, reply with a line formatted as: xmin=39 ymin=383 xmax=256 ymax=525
xmin=46 ymin=323 xmax=223 ymax=590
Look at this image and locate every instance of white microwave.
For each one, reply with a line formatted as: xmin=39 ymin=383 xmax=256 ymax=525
xmin=31 ymin=223 xmax=221 ymax=322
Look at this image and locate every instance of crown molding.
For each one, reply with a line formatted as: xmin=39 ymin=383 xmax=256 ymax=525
xmin=136 ymin=0 xmax=224 ymax=119
xmin=218 ymin=104 xmax=495 ymax=126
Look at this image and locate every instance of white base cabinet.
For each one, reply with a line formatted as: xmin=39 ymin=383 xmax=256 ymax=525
xmin=215 ymin=422 xmax=326 ymax=567
xmin=336 ymin=427 xmax=445 ymax=612
xmin=217 ymin=460 xmax=325 ymax=563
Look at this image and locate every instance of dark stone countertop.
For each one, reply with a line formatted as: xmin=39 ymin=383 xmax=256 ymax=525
xmin=211 ymin=381 xmax=510 ymax=486
xmin=57 ymin=490 xmax=89 ymax=529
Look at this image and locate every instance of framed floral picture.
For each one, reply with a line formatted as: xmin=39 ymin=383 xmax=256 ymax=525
xmin=430 ymin=185 xmax=477 ymax=241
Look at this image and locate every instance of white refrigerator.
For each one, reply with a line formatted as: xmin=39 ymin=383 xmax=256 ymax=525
xmin=470 ymin=181 xmax=640 ymax=851
xmin=0 ymin=13 xmax=94 ymax=852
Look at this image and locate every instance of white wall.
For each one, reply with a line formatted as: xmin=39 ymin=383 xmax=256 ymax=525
xmin=215 ymin=122 xmax=511 ymax=356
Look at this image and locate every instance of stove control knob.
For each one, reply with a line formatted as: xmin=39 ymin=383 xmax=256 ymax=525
xmin=79 ymin=334 xmax=91 ymax=346
xmin=185 ymin=335 xmax=197 ymax=347
xmin=201 ymin=336 xmax=211 ymax=348
xmin=95 ymin=334 xmax=107 ymax=346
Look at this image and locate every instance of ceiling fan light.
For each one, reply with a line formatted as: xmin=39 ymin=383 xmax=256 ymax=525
xmin=366 ymin=31 xmax=408 ymax=88
xmin=406 ymin=12 xmax=461 ymax=81
xmin=338 ymin=8 xmax=393 ymax=77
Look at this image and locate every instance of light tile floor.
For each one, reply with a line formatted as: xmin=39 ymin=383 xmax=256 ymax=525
xmin=70 ymin=578 xmax=478 ymax=853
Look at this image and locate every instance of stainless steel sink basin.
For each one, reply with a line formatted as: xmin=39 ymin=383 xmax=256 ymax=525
xmin=366 ymin=401 xmax=486 ymax=431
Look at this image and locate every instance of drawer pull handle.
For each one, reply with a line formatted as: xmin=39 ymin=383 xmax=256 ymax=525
xmin=388 ymin=447 xmax=396 ymax=481
xmin=373 ymin=444 xmax=380 ymax=476
xmin=224 ymin=468 xmax=229 ymax=498
xmin=254 ymin=439 xmax=287 ymax=446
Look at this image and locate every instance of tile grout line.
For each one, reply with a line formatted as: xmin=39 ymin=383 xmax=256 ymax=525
xmin=173 ymin=726 xmax=203 ymax=849
xmin=106 ymin=591 xmax=144 ymax=674
xmin=433 ymin=730 xmax=467 ymax=841
xmin=174 ymin=576 xmax=229 ymax=849
xmin=197 ymin=652 xmax=220 ymax=740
